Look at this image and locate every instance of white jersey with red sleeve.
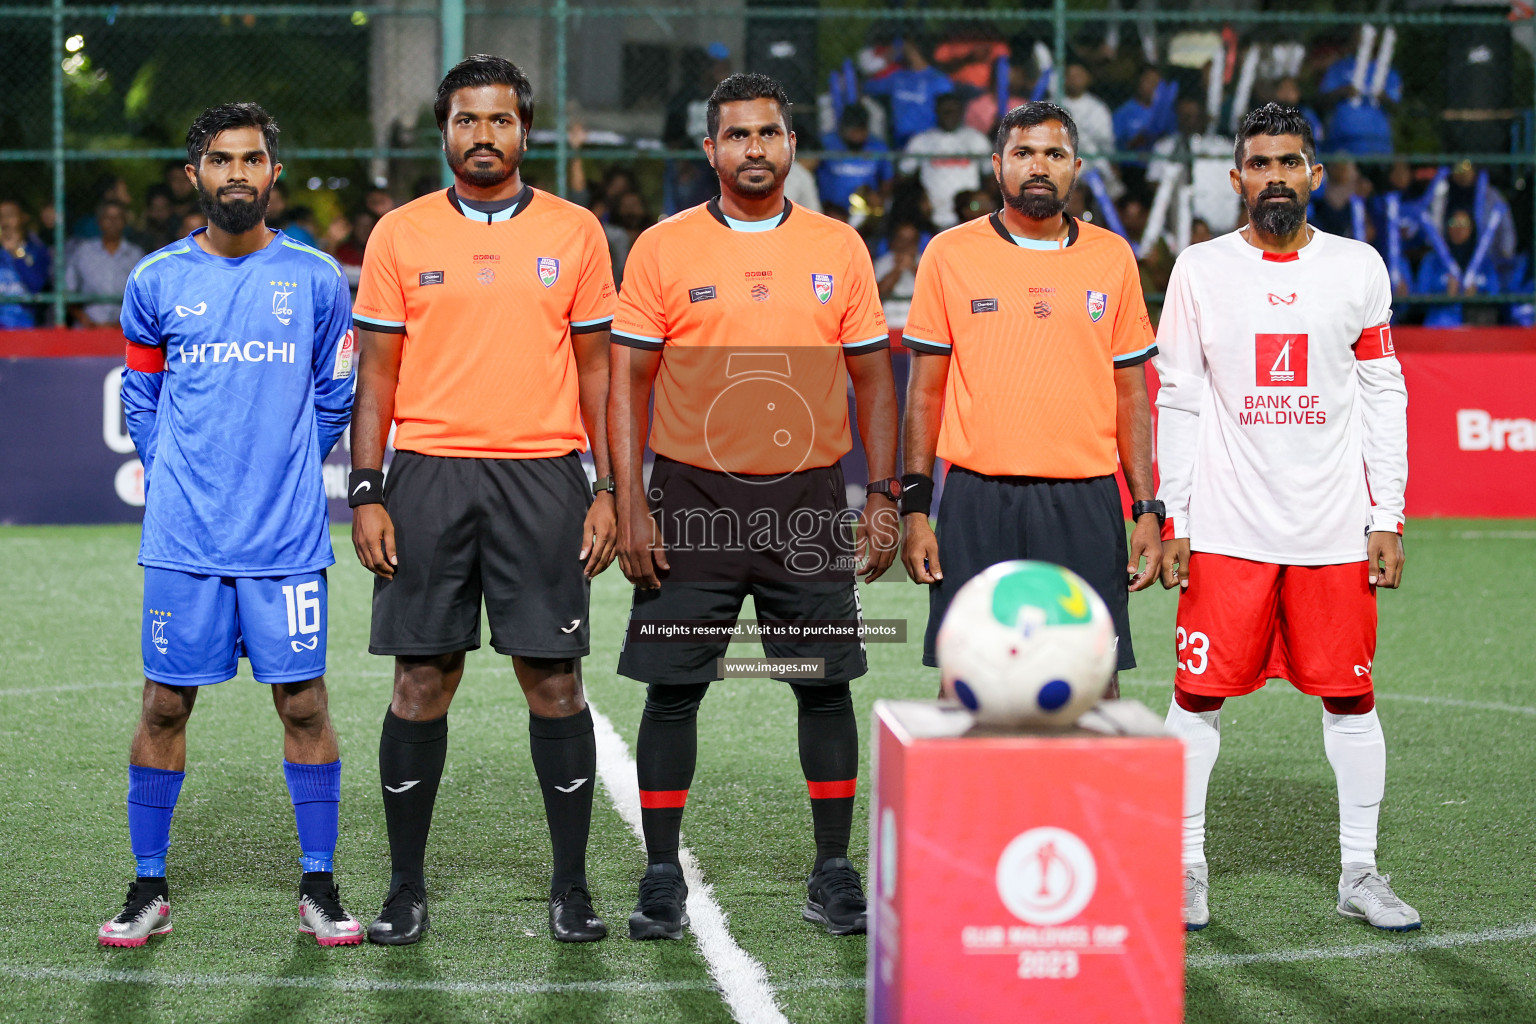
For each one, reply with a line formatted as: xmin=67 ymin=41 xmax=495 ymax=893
xmin=1154 ymin=228 xmax=1408 ymax=565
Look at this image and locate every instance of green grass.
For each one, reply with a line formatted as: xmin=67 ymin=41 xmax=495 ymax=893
xmin=1 ymin=521 xmax=1533 ymax=1023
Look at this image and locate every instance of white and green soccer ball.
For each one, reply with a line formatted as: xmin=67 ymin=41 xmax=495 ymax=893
xmin=936 ymin=560 xmax=1118 ymax=726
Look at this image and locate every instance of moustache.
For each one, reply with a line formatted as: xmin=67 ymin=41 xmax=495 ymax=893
xmin=1021 ymin=177 xmax=1057 ymax=192
xmin=464 ymin=146 xmax=503 ymax=160
xmin=1258 ymin=185 xmax=1300 ymax=202
xmin=217 ymin=186 xmax=257 ymax=200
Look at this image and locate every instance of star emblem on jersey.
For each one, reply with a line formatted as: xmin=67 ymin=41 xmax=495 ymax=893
xmin=174 ymin=302 xmax=206 ymax=317
xmin=1267 ymin=292 xmax=1298 ymax=305
xmin=538 ymin=257 xmax=560 ymax=288
xmin=270 ymin=281 xmax=296 ymax=325
xmin=1086 ymin=290 xmax=1107 ymax=323
xmin=478 ymin=266 xmax=495 ymax=286
xmin=812 ymin=273 xmax=834 ymax=305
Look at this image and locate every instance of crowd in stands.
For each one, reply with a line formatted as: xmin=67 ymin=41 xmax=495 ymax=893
xmin=2 ymin=26 xmax=1529 ymax=330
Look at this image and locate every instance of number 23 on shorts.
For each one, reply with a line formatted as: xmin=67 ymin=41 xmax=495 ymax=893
xmin=1177 ymin=627 xmax=1209 ymax=675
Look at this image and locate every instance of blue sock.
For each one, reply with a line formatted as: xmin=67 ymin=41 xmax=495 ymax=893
xmin=284 ymin=759 xmax=341 ymax=874
xmin=127 ymin=764 xmax=185 ymax=878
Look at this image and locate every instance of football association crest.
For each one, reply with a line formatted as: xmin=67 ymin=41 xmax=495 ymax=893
xmin=151 ymin=617 xmax=169 ymax=655
xmin=538 ymin=257 xmax=560 ymax=288
xmin=812 ymin=273 xmax=834 ymax=305
xmin=1085 ymin=290 xmax=1107 ymax=323
xmin=271 ymin=280 xmax=295 ymax=325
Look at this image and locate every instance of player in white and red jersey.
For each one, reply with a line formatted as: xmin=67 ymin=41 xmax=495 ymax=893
xmin=1154 ymin=104 xmax=1417 ymax=934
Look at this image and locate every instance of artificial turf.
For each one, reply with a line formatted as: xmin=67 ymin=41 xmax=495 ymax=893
xmin=0 ymin=520 xmax=1532 ymax=1023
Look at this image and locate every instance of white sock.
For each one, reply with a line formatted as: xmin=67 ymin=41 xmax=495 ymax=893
xmin=1322 ymin=707 xmax=1386 ymax=871
xmin=1164 ymin=700 xmax=1221 ymax=867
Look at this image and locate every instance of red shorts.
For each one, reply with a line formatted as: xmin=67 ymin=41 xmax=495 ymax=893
xmin=1174 ymin=552 xmax=1377 ymax=698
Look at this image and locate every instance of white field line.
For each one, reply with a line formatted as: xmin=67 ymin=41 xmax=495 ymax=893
xmin=1117 ymin=679 xmax=1536 ymax=716
xmin=0 ymin=963 xmax=865 ymax=997
xmin=0 ymin=680 xmax=140 ymax=697
xmin=1455 ymin=530 xmax=1536 ymax=540
xmin=1188 ymin=920 xmax=1536 ymax=969
xmin=587 ymin=700 xmax=789 ymax=1024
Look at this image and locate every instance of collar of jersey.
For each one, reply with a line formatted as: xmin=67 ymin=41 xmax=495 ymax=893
xmin=1236 ymin=224 xmax=1323 ymax=262
xmin=990 ymin=211 xmax=1079 ymax=249
xmin=707 ymin=196 xmax=793 ymax=231
xmin=183 ymin=227 xmax=287 ymax=265
xmin=446 ymin=184 xmax=533 ymax=224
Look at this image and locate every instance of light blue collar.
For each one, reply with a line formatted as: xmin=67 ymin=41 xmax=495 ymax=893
xmin=724 ymin=214 xmax=780 ymax=233
xmin=1010 ymin=233 xmax=1067 ymax=251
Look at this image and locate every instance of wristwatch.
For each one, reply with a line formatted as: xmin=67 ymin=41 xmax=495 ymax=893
xmin=1131 ymin=499 xmax=1166 ymax=526
xmin=592 ymin=475 xmax=614 ymax=495
xmin=866 ymin=477 xmax=904 ymax=501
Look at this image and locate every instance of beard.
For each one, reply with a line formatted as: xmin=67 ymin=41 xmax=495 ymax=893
xmin=197 ymin=176 xmax=273 ymax=234
xmin=448 ymin=143 xmax=522 ymax=189
xmin=1002 ymin=174 xmax=1075 ymax=220
xmin=715 ymin=154 xmax=790 ymax=198
xmin=1247 ymin=184 xmax=1307 ymax=238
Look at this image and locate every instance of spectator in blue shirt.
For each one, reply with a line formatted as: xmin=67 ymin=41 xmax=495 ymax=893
xmin=865 ymin=37 xmax=955 ymax=149
xmin=816 ymin=104 xmax=893 ymax=211
xmin=1319 ymin=40 xmax=1401 ymax=156
xmin=1113 ymin=66 xmax=1168 ymax=156
xmin=1416 ymin=209 xmax=1499 ymax=327
xmin=0 ymin=198 xmax=52 ymax=329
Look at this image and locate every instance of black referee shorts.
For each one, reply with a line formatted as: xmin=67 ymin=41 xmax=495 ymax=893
xmin=369 ymin=450 xmax=593 ymax=659
xmin=921 ymin=468 xmax=1135 ymax=672
xmin=615 ymin=455 xmax=866 ymax=686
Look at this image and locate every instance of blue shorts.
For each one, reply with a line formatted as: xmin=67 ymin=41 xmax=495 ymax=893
xmin=142 ymin=567 xmax=328 ymax=685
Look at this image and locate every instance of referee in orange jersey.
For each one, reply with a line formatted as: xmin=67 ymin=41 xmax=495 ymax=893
xmin=901 ymin=101 xmax=1163 ymax=699
xmin=610 ymin=73 xmax=899 ymax=942
xmin=349 ymin=55 xmax=617 ymax=945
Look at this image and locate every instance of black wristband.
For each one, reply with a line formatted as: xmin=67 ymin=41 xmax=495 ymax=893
xmin=347 ymin=468 xmax=386 ymax=507
xmin=900 ymin=473 xmax=934 ymax=517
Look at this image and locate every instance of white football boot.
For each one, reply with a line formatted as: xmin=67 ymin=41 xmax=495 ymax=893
xmin=1337 ymin=863 xmax=1421 ymax=931
xmin=99 ymin=882 xmax=172 ymax=947
xmin=1183 ymin=863 xmax=1210 ymax=931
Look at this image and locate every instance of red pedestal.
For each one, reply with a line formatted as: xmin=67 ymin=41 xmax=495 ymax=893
xmin=869 ymin=701 xmax=1185 ymax=1024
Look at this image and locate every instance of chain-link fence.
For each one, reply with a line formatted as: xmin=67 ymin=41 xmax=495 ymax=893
xmin=2 ymin=1 xmax=1532 ymax=325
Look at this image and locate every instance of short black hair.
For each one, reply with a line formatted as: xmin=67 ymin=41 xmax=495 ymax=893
xmin=706 ymin=73 xmax=792 ymax=141
xmin=186 ymin=102 xmax=279 ymax=167
xmin=1234 ymin=102 xmax=1315 ymax=168
xmin=434 ymin=54 xmax=535 ymax=132
xmin=995 ymin=101 xmax=1079 ymax=156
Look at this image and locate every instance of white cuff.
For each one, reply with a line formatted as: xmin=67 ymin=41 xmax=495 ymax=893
xmin=1369 ymin=510 xmax=1404 ymax=534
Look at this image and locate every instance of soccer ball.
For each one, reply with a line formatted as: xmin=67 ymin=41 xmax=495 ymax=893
xmin=936 ymin=560 xmax=1117 ymax=726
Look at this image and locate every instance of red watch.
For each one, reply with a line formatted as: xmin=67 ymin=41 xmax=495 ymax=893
xmin=866 ymin=477 xmax=904 ymax=501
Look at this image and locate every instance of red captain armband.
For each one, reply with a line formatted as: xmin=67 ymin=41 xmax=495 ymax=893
xmin=125 ymin=341 xmax=166 ymax=373
xmin=1353 ymin=323 xmax=1395 ymax=361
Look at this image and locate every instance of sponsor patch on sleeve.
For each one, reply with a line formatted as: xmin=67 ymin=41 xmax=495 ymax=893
xmin=1354 ymin=323 xmax=1395 ymax=360
xmin=971 ymin=298 xmax=998 ymax=314
xmin=332 ymin=328 xmax=356 ymax=379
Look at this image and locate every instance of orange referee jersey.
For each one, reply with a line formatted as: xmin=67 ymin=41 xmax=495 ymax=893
xmin=612 ymin=198 xmax=887 ymax=476
xmin=903 ymin=213 xmax=1156 ymax=478
xmin=353 ymin=185 xmax=615 ymax=458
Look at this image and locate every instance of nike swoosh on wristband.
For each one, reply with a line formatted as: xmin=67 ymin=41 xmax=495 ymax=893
xmin=351 ymin=481 xmax=372 ymax=496
xmin=560 ymin=619 xmax=581 ymax=633
xmin=555 ymin=778 xmax=589 ymax=793
xmin=385 ymin=780 xmax=420 ymax=794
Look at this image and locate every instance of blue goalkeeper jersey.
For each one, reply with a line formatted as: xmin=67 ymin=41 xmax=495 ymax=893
xmin=120 ymin=229 xmax=355 ymax=576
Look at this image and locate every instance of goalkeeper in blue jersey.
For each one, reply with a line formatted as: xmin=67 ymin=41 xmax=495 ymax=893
xmin=97 ymin=103 xmax=361 ymax=948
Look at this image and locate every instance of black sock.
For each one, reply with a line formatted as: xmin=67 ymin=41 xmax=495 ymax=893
xmin=792 ymin=682 xmax=858 ymax=871
xmin=379 ymin=708 xmax=447 ymax=895
xmin=636 ymin=683 xmax=708 ymax=868
xmin=529 ymin=706 xmax=596 ymax=896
